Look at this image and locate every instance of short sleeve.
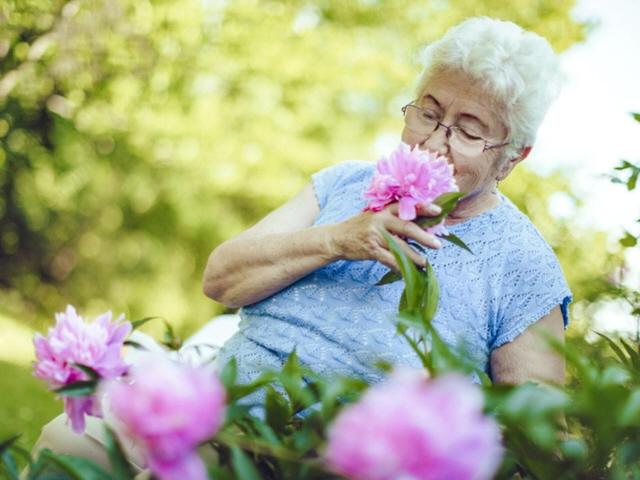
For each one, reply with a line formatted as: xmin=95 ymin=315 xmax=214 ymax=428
xmin=490 ymin=237 xmax=572 ymax=350
xmin=311 ymin=160 xmax=372 ymax=210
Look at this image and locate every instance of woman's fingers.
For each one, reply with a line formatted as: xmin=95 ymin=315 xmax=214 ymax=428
xmin=415 ymin=202 xmax=442 ymax=217
xmin=385 ymin=216 xmax=442 ymax=250
xmin=375 ymin=248 xmax=400 ymax=272
xmin=380 ymin=235 xmax=426 ymax=267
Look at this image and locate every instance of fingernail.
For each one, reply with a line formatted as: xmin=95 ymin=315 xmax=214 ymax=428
xmin=433 ymin=238 xmax=442 ymax=248
xmin=428 ymin=204 xmax=441 ymax=214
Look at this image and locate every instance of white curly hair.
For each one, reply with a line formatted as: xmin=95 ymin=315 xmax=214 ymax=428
xmin=415 ymin=17 xmax=563 ymax=159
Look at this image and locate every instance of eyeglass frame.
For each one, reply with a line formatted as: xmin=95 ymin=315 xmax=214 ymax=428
xmin=401 ymin=102 xmax=510 ymax=153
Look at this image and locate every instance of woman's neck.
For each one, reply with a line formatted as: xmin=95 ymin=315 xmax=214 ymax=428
xmin=445 ymin=187 xmax=501 ymax=225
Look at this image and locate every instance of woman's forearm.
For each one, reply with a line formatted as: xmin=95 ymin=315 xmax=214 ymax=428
xmin=202 ymin=224 xmax=340 ymax=308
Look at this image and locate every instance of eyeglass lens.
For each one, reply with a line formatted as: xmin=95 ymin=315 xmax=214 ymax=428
xmin=404 ymin=105 xmax=486 ymax=156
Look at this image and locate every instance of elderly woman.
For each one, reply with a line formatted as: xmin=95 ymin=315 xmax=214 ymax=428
xmin=33 ymin=16 xmax=570 ymax=471
xmin=204 ymin=17 xmax=571 ymax=387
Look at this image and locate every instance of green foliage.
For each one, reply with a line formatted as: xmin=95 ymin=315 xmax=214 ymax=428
xmin=0 ymin=360 xmax=60 ymax=451
xmin=4 ymin=2 xmax=636 ymax=478
xmin=0 ymin=0 xmax=593 ymax=333
xmin=502 ymin=168 xmax=620 ymax=307
xmin=8 ymin=205 xmax=640 ymax=479
xmin=614 ymin=160 xmax=640 ymax=191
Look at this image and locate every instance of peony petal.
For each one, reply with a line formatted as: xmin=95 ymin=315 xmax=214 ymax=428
xmin=148 ymin=451 xmax=208 ymax=480
xmin=325 ymin=372 xmax=502 ymax=480
xmin=398 ymin=197 xmax=419 ymax=221
xmin=64 ymin=397 xmax=92 ymax=434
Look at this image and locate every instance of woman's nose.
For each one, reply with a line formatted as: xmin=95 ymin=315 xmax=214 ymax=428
xmin=418 ymin=126 xmax=450 ymax=155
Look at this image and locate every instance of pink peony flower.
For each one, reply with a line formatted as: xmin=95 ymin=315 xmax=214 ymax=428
xmin=33 ymin=305 xmax=131 ymax=433
xmin=103 ymin=356 xmax=226 ymax=480
xmin=325 ymin=371 xmax=503 ymax=480
xmin=363 ymin=143 xmax=458 ymax=221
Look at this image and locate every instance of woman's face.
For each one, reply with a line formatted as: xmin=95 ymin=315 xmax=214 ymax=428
xmin=401 ymin=69 xmax=509 ymax=198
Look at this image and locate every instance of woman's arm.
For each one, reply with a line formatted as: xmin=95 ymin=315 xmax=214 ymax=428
xmin=490 ymin=306 xmax=565 ymax=385
xmin=202 ymin=183 xmax=442 ymax=308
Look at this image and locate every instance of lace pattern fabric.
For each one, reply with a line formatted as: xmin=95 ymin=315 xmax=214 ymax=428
xmin=215 ymin=160 xmax=572 ymax=386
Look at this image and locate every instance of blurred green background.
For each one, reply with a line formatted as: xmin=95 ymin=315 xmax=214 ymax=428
xmin=0 ymin=0 xmax=619 ymax=450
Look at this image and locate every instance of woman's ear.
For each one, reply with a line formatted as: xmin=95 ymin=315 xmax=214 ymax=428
xmin=497 ymin=146 xmax=532 ymax=181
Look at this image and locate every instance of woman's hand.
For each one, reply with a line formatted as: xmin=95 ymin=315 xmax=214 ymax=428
xmin=327 ymin=202 xmax=443 ymax=271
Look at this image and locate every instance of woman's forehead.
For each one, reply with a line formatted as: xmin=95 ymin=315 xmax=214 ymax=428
xmin=419 ymin=70 xmax=504 ymax=121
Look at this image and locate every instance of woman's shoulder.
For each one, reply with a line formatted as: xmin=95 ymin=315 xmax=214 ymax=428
xmin=447 ymin=193 xmax=564 ymax=273
xmin=312 ymin=160 xmax=374 ymax=188
xmin=311 ymin=160 xmax=374 ymax=211
xmin=497 ymin=196 xmax=559 ymax=258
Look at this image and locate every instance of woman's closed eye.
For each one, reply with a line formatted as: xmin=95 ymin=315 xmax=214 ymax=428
xmin=420 ymin=109 xmax=440 ymax=121
xmin=456 ymin=125 xmax=483 ymax=141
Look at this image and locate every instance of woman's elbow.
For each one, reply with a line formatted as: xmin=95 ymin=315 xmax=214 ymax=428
xmin=202 ymin=249 xmax=229 ymax=301
xmin=202 ymin=277 xmax=244 ymax=308
xmin=202 ymin=263 xmax=244 ymax=309
xmin=202 ymin=275 xmax=223 ymax=302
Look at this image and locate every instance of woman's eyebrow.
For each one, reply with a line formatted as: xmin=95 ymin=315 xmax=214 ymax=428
xmin=423 ymin=94 xmax=443 ymax=110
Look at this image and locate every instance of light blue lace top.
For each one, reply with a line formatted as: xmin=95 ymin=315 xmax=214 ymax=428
xmin=216 ymin=160 xmax=572 ymax=386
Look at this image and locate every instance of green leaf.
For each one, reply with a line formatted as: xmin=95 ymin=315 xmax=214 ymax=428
xmin=54 ymin=381 xmax=97 ymax=397
xmin=220 ymin=357 xmax=238 ymax=390
xmin=395 ymin=321 xmax=429 ymax=369
xmin=632 ymin=112 xmax=640 ymax=122
xmin=37 ymin=449 xmax=113 ymax=480
xmin=559 ymin=439 xmax=588 ymax=461
xmin=382 ymin=231 xmax=419 ymax=310
xmin=375 ymin=270 xmax=402 ymax=285
xmin=373 ymin=359 xmax=393 ymax=373
xmin=292 ymin=426 xmax=318 ymax=452
xmin=619 ymin=389 xmax=640 ymax=425
xmin=71 ymin=364 xmax=100 ymax=381
xmin=250 ymin=419 xmax=281 ymax=447
xmin=614 ymin=160 xmax=640 ymax=191
xmin=130 ymin=316 xmax=162 ymax=330
xmin=207 ymin=464 xmax=235 ymax=480
xmin=440 ymin=233 xmax=473 ymax=254
xmin=1 ymin=450 xmax=19 ymax=480
xmin=415 ymin=192 xmax=464 ymax=228
xmin=265 ymin=386 xmax=292 ymax=433
xmin=103 ymin=427 xmax=136 ymax=480
xmin=223 ymin=404 xmax=253 ymax=425
xmin=620 ymin=231 xmax=638 ymax=248
xmin=434 ymin=191 xmax=464 ymax=213
xmin=0 ymin=435 xmax=20 ymax=456
xmin=619 ymin=338 xmax=640 ymax=369
xmin=477 ymin=370 xmax=493 ymax=387
xmin=122 ymin=339 xmax=146 ymax=350
xmin=419 ymin=263 xmax=439 ymax=325
xmin=398 ymin=290 xmax=408 ymax=312
xmin=161 ymin=320 xmax=182 ymax=350
xmin=227 ymin=371 xmax=278 ymax=401
xmin=281 ymin=350 xmax=315 ymax=412
xmin=231 ymin=447 xmax=261 ymax=480
xmin=594 ymin=332 xmax=632 ymax=367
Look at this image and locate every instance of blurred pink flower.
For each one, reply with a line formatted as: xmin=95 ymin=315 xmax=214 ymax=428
xmin=103 ymin=356 xmax=226 ymax=480
xmin=363 ymin=143 xmax=458 ymax=221
xmin=325 ymin=371 xmax=503 ymax=480
xmin=33 ymin=305 xmax=131 ymax=433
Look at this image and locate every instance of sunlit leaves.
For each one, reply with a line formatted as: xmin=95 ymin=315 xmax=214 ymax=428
xmin=0 ymin=0 xmax=591 ymax=331
xmin=614 ymin=160 xmax=640 ymax=191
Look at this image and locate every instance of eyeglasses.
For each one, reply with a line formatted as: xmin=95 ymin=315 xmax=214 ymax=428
xmin=402 ymin=102 xmax=509 ymax=156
